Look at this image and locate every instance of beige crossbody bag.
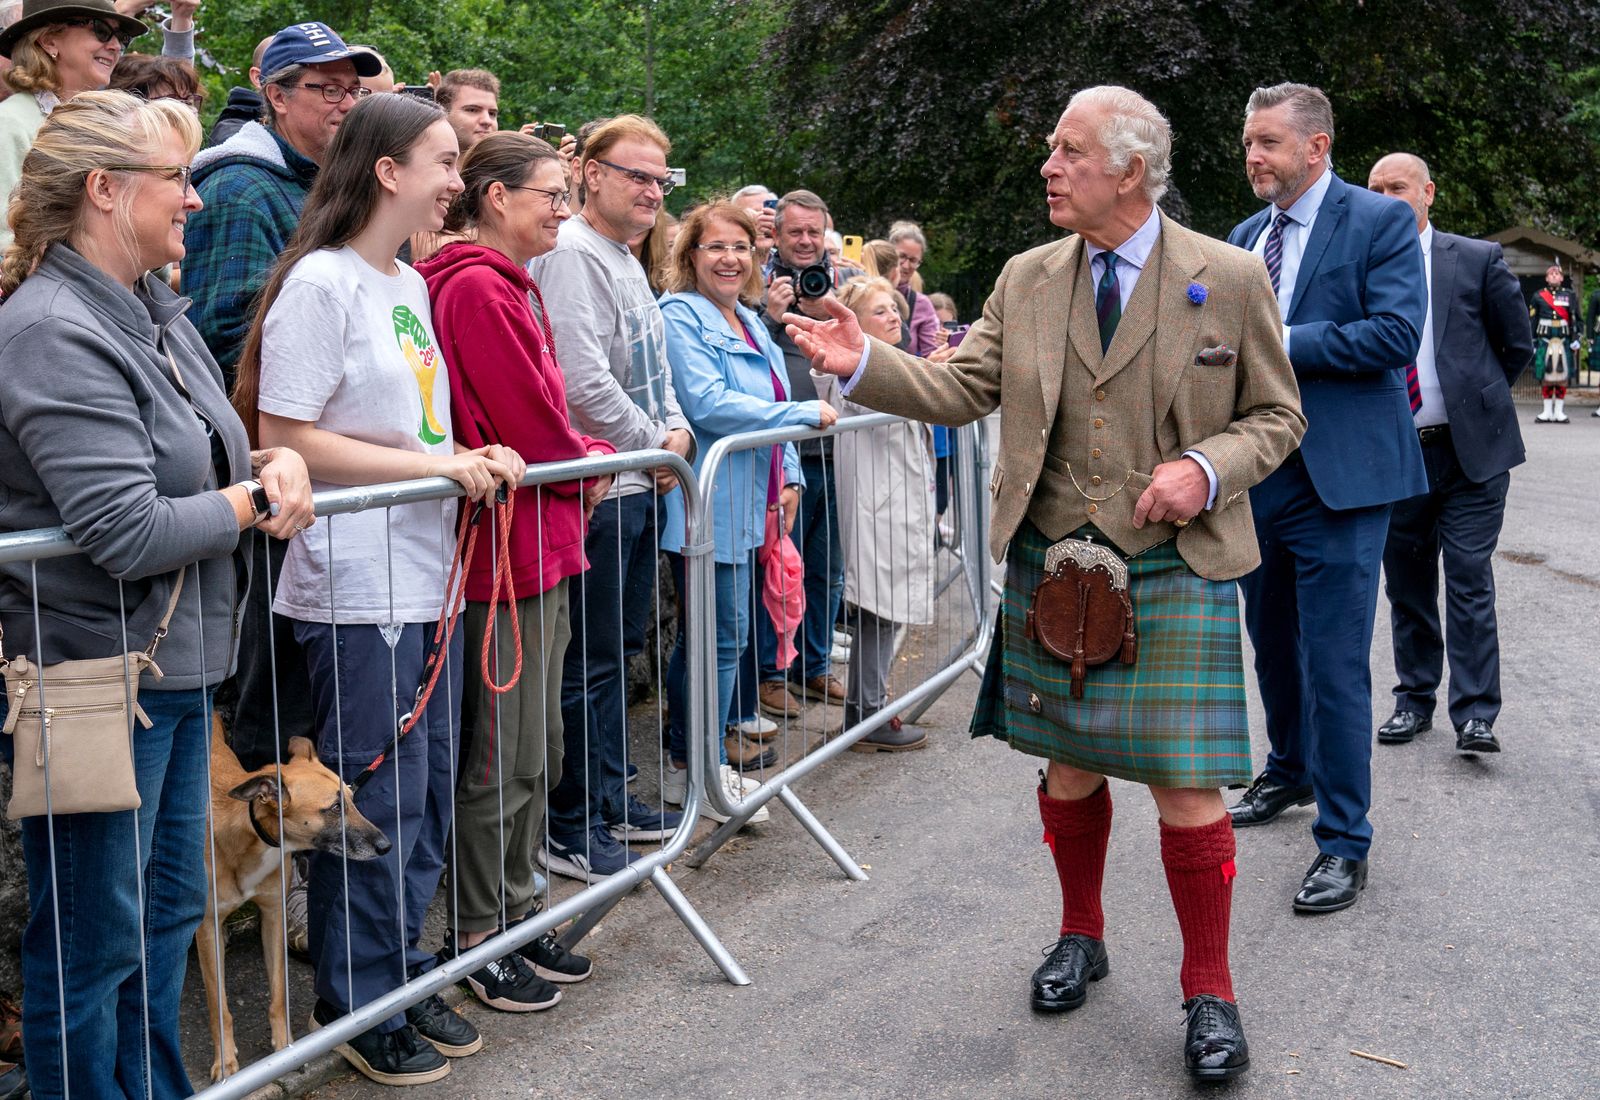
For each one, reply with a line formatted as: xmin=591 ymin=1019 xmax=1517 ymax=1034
xmin=2 ymin=573 xmax=183 ymax=819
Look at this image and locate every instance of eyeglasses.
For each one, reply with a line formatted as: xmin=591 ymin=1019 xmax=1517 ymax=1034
xmin=694 ymin=242 xmax=754 ymax=256
xmin=508 ymin=184 xmax=571 ymax=211
xmin=103 ymin=163 xmax=194 ymax=193
xmin=294 ymin=81 xmax=371 ymax=104
xmin=65 ymin=18 xmax=137 ymax=49
xmin=896 ymin=252 xmax=922 ymax=269
xmin=130 ymin=88 xmax=205 ymax=111
xmin=594 ymin=159 xmax=675 ymax=195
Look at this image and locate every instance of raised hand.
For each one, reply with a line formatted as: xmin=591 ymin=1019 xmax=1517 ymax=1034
xmin=782 ymin=295 xmax=866 ymax=378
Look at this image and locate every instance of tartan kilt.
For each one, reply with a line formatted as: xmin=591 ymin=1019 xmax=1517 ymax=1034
xmin=971 ymin=521 xmax=1252 ymax=789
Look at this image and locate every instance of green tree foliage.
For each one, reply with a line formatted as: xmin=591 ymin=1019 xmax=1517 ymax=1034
xmin=768 ymin=0 xmax=1600 ymax=309
xmin=187 ymin=0 xmax=788 ymax=206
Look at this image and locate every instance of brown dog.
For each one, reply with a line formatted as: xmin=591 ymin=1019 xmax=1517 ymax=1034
xmin=197 ymin=715 xmax=390 ymax=1081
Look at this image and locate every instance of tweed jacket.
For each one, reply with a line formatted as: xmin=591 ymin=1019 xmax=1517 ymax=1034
xmin=849 ymin=211 xmax=1306 ymax=581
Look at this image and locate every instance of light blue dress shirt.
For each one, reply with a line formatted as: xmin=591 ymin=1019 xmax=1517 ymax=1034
xmin=1250 ymin=164 xmax=1335 ymax=355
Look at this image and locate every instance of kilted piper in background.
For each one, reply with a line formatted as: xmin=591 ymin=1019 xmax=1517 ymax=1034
xmin=785 ymin=86 xmax=1305 ymax=1084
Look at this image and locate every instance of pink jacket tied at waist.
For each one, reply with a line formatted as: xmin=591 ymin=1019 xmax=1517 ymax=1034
xmin=759 ymin=508 xmax=805 ymax=669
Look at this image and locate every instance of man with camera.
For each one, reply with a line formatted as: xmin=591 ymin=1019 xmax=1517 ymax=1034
xmin=754 ymin=189 xmax=849 ymax=717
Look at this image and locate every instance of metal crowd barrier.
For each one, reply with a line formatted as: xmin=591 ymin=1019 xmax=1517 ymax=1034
xmin=683 ymin=415 xmax=996 ymax=875
xmin=0 ymin=449 xmax=742 ymax=1100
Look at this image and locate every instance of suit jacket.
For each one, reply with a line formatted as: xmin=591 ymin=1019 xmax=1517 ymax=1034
xmin=1429 ymin=231 xmax=1530 ymax=482
xmin=848 ymin=210 xmax=1306 ymax=582
xmin=1227 ymin=173 xmax=1427 ymax=510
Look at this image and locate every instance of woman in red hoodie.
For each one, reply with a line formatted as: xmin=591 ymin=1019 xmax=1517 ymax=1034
xmin=416 ymin=132 xmax=613 ymax=1014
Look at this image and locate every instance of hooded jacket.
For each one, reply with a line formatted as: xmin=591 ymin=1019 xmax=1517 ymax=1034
xmin=207 ymin=86 xmax=265 ymax=148
xmin=183 ymin=121 xmax=319 ymax=381
xmin=417 ymin=242 xmax=615 ymax=599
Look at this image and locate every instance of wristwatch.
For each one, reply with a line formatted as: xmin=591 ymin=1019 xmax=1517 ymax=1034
xmin=239 ymin=479 xmax=271 ymax=522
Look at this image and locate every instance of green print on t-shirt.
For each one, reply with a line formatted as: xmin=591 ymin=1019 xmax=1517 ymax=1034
xmin=393 ymin=304 xmax=448 ymax=445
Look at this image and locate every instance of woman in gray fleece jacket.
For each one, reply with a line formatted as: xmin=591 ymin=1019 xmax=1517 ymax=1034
xmin=0 ymin=93 xmax=312 ymax=1100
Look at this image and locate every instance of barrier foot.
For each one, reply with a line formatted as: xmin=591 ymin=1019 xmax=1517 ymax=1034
xmin=776 ymin=785 xmax=869 ymax=881
xmin=649 ymin=865 xmax=750 ymax=986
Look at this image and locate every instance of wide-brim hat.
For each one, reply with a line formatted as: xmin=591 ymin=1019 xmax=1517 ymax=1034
xmin=0 ymin=0 xmax=149 ymax=60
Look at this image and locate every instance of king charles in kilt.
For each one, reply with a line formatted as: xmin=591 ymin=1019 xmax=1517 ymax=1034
xmin=786 ymin=86 xmax=1305 ymax=1082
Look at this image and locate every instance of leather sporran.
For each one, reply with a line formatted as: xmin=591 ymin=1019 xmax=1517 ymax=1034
xmin=1024 ymin=537 xmax=1137 ymax=699
xmin=1 ymin=575 xmax=182 ymax=819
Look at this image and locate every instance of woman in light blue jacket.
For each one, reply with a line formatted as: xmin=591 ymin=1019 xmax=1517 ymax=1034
xmin=658 ymin=201 xmax=835 ymax=820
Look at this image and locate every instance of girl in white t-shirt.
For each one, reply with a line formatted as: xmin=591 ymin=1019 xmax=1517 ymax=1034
xmin=233 ymin=94 xmax=523 ymax=1087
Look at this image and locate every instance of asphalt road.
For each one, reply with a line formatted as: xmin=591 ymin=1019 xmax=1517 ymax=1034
xmin=287 ymin=403 xmax=1597 ymax=1100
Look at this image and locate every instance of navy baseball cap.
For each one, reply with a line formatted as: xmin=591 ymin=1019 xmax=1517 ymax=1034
xmin=259 ymin=22 xmax=381 ymax=80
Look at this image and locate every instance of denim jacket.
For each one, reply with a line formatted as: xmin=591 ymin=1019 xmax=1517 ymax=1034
xmin=658 ymin=292 xmax=822 ymax=564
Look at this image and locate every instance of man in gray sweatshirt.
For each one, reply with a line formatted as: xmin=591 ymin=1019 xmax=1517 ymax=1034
xmin=530 ymin=114 xmax=693 ymax=879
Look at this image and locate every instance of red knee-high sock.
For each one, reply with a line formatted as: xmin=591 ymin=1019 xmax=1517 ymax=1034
xmin=1037 ymin=779 xmax=1113 ymax=939
xmin=1160 ymin=814 xmax=1237 ymax=1002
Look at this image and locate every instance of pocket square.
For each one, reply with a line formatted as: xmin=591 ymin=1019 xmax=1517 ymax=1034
xmin=1195 ymin=345 xmax=1237 ymax=367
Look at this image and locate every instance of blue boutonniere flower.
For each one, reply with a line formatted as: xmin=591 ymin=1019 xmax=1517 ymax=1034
xmin=1186 ymin=282 xmax=1208 ymax=306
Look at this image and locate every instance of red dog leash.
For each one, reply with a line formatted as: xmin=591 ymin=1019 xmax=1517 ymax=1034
xmin=350 ymin=485 xmax=522 ymax=794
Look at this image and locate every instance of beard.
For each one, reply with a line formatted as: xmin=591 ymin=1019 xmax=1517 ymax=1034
xmin=1250 ymin=151 xmax=1311 ymax=205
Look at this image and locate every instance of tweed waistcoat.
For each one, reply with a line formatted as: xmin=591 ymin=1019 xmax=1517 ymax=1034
xmin=1029 ymin=237 xmax=1174 ymax=558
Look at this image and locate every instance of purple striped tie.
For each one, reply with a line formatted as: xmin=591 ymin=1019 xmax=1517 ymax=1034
xmin=1263 ymin=211 xmax=1292 ymax=296
xmin=1404 ymin=363 xmax=1422 ymax=413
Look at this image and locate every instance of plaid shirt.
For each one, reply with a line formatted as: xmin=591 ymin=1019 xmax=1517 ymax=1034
xmin=183 ymin=123 xmax=318 ymax=381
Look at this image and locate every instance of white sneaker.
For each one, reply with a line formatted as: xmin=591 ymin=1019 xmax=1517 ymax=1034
xmin=662 ymin=762 xmax=687 ymax=806
xmin=661 ymin=763 xmax=770 ymax=825
xmin=938 ymin=518 xmax=955 ymax=546
xmin=703 ymin=764 xmax=770 ymax=826
xmin=733 ymin=714 xmax=778 ymax=737
xmin=832 ymin=628 xmax=852 ymax=647
xmin=830 ymin=643 xmax=850 ymax=663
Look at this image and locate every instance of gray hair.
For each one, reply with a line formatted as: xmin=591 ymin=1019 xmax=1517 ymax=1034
xmin=1065 ymin=85 xmax=1173 ymax=203
xmin=732 ymin=183 xmax=773 ymax=203
xmin=773 ymin=188 xmax=828 ymax=232
xmin=260 ymin=63 xmax=307 ymax=128
xmin=887 ymin=220 xmax=926 ymax=250
xmin=1246 ymin=83 xmax=1335 ymax=151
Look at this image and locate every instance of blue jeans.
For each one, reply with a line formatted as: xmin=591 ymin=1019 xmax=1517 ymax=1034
xmin=296 ymin=622 xmax=461 ymax=1035
xmin=548 ymin=494 xmax=658 ymax=839
xmin=666 ymin=553 xmax=751 ymax=766
xmin=752 ymin=452 xmax=842 ymax=685
xmin=9 ymin=687 xmax=211 ymax=1100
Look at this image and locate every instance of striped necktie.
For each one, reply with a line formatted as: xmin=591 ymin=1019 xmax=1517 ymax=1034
xmin=1095 ymin=251 xmax=1121 ymax=353
xmin=1404 ymin=363 xmax=1422 ymax=413
xmin=1263 ymin=211 xmax=1292 ymax=296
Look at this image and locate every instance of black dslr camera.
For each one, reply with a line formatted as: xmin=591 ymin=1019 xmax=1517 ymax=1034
xmin=770 ymin=257 xmax=835 ymax=299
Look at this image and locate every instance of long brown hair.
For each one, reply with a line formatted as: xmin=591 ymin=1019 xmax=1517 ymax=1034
xmin=232 ymin=93 xmax=446 ymax=444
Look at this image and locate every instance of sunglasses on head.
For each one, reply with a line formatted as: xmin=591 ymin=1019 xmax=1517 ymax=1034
xmin=64 ymin=17 xmax=137 ymax=49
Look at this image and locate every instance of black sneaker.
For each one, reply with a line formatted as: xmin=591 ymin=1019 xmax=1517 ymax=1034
xmin=309 ymin=998 xmax=450 ymax=1087
xmin=510 ymin=909 xmax=594 ymax=983
xmin=442 ymin=932 xmax=561 ymax=1012
xmin=406 ymin=992 xmax=483 ymax=1057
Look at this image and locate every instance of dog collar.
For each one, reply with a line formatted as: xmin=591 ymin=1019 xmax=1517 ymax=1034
xmin=248 ymin=800 xmax=282 ymax=849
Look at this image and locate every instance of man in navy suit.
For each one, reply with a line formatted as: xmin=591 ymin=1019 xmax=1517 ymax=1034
xmin=1225 ymin=84 xmax=1426 ymax=914
xmin=1366 ymin=153 xmax=1531 ymax=757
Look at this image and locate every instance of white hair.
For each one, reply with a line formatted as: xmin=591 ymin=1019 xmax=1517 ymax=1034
xmin=732 ymin=184 xmax=773 ymax=203
xmin=825 ymin=229 xmax=842 ymax=249
xmin=887 ymin=219 xmax=926 ymax=250
xmin=1065 ymin=85 xmax=1173 ymax=203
